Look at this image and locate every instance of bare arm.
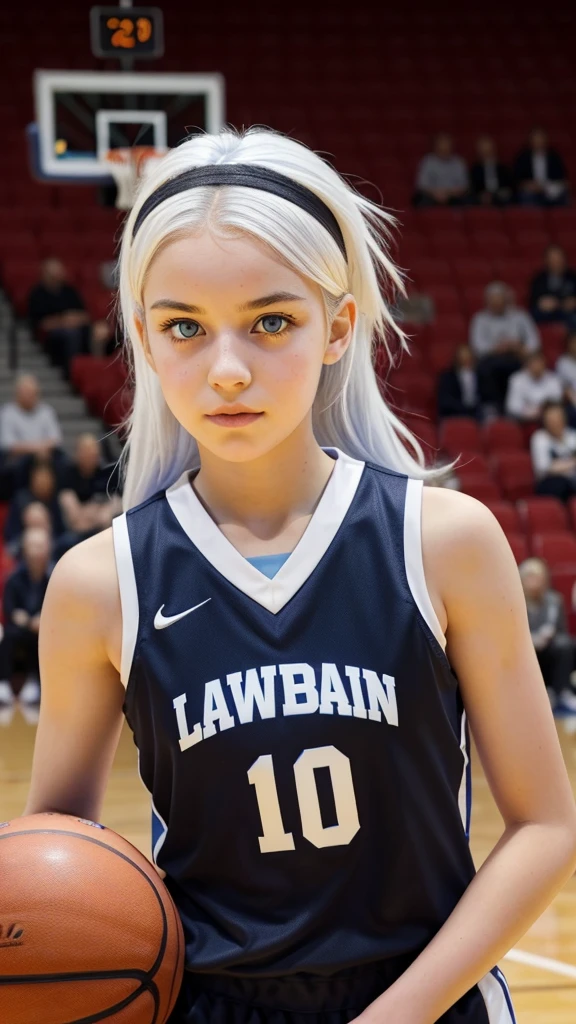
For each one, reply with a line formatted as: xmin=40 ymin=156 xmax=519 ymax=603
xmin=24 ymin=529 xmax=126 ymax=822
xmin=359 ymin=488 xmax=576 ymax=1024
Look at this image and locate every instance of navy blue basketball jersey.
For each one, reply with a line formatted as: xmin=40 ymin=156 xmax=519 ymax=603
xmin=112 ymin=447 xmax=514 ymax=1019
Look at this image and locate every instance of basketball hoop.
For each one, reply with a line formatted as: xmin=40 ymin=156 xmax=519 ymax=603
xmin=104 ymin=145 xmax=168 ymax=210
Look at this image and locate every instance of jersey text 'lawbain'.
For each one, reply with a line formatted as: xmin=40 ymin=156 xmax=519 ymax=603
xmin=173 ymin=662 xmax=398 ymax=751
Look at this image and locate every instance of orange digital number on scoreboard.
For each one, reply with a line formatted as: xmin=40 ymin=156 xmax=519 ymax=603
xmin=90 ymin=6 xmax=164 ymax=59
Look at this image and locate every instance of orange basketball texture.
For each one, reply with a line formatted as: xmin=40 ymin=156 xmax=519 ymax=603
xmin=0 ymin=813 xmax=184 ymax=1024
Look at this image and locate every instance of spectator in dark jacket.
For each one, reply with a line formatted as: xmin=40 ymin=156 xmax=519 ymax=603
xmin=27 ymin=258 xmax=91 ymax=379
xmin=529 ymin=245 xmax=576 ymax=327
xmin=0 ymin=527 xmax=53 ymax=707
xmin=513 ymin=129 xmax=569 ymax=206
xmin=520 ymin=557 xmax=576 ymax=712
xmin=437 ymin=345 xmax=481 ymax=419
xmin=57 ymin=434 xmax=122 ymax=557
xmin=4 ymin=461 xmax=66 ymax=554
xmin=470 ymin=136 xmax=513 ymax=206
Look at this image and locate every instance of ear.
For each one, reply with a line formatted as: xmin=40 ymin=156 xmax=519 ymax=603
xmin=323 ymin=294 xmax=357 ymax=366
xmin=134 ymin=312 xmax=157 ymax=373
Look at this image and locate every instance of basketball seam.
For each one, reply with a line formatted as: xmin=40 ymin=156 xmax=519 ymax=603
xmin=0 ymin=828 xmax=169 ymax=1021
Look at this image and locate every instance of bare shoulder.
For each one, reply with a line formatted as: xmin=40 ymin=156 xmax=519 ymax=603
xmin=44 ymin=526 xmax=122 ymax=672
xmin=421 ymin=485 xmax=505 ymax=555
xmin=420 ymin=485 xmax=520 ymax=625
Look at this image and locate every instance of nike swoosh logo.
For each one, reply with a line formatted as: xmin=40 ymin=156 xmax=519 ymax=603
xmin=154 ymin=598 xmax=211 ymax=630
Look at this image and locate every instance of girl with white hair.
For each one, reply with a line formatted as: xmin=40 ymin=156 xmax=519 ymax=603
xmin=24 ymin=127 xmax=576 ymax=1023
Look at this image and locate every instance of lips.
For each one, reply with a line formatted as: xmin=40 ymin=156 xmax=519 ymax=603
xmin=205 ymin=411 xmax=264 ymax=428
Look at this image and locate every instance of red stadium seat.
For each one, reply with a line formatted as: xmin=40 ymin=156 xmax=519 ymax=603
xmin=439 ymin=417 xmax=482 ymax=455
xmin=425 ymin=286 xmax=463 ymax=315
xmin=451 ymin=258 xmax=493 ymax=287
xmin=504 ymin=207 xmax=546 ymax=229
xmin=537 ymin=325 xmax=569 ymax=366
xmin=505 ymin=532 xmax=529 ymax=564
xmin=387 ymin=371 xmax=436 ymax=416
xmin=492 ymin=452 xmax=535 ymax=501
xmin=454 ymin=452 xmax=491 ymax=478
xmin=429 ymin=230 xmax=470 ymax=258
xmin=471 ymin=230 xmax=512 ymax=258
xmin=517 ymin=497 xmax=569 ymax=534
xmin=409 ymin=259 xmax=452 ymax=286
xmin=549 ymin=570 xmax=576 ymax=633
xmin=531 ymin=532 xmax=576 ymax=568
xmin=459 ymin=476 xmax=502 ymax=502
xmin=461 ymin=286 xmax=485 ymax=315
xmin=513 ymin=229 xmax=552 ymax=259
xmin=568 ymin=497 xmax=576 ymax=533
xmin=483 ymin=418 xmax=524 ymax=454
xmin=483 ymin=501 xmax=522 ymax=534
xmin=428 ymin=341 xmax=459 ymax=373
xmin=429 ymin=315 xmax=468 ymax=346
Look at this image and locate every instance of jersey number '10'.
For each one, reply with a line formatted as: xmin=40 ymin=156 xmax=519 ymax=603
xmin=248 ymin=744 xmax=360 ymax=853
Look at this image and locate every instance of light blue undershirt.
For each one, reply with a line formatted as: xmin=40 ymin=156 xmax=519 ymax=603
xmin=245 ymin=552 xmax=291 ymax=579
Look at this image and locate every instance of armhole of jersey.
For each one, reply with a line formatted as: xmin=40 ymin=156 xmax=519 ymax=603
xmin=111 ymin=513 xmax=139 ymax=689
xmin=404 ymin=478 xmax=447 ymax=650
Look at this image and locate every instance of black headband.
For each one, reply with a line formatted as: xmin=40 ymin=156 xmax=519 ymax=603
xmin=131 ymin=163 xmax=347 ymax=259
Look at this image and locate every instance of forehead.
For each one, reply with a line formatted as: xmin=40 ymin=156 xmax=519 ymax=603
xmin=143 ymin=230 xmax=317 ymax=308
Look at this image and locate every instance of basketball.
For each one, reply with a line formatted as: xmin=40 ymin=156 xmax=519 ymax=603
xmin=0 ymin=813 xmax=184 ymax=1024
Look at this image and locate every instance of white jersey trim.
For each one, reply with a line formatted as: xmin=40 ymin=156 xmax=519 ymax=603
xmin=478 ymin=967 xmax=517 ymax=1022
xmin=458 ymin=710 xmax=471 ymax=838
xmin=403 ymin=478 xmax=446 ymax=649
xmin=165 ymin=447 xmax=365 ymax=615
xmin=111 ymin=512 xmax=139 ymax=689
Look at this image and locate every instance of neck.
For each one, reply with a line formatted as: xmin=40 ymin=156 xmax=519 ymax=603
xmin=193 ymin=420 xmax=336 ymax=540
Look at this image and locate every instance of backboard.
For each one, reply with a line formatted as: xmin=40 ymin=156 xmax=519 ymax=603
xmin=30 ymin=70 xmax=226 ymax=184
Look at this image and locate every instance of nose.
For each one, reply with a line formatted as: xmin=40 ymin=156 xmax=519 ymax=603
xmin=207 ymin=333 xmax=252 ymax=394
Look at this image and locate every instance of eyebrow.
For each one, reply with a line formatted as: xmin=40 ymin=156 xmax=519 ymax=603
xmin=149 ymin=291 xmax=307 ymax=315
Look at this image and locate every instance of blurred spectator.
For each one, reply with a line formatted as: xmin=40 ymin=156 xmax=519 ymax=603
xmin=413 ymin=133 xmax=470 ymax=207
xmin=530 ymin=401 xmax=576 ymax=501
xmin=57 ymin=434 xmax=122 ymax=553
xmin=0 ymin=373 xmax=62 ymax=459
xmin=4 ymin=461 xmax=66 ymax=555
xmin=27 ymin=258 xmax=91 ymax=379
xmin=519 ymin=557 xmax=576 ymax=712
xmin=60 ymin=434 xmax=115 ymax=505
xmin=505 ymin=351 xmax=563 ymax=423
xmin=0 ymin=373 xmax=66 ymax=496
xmin=513 ymin=128 xmax=569 ymax=207
xmin=470 ymin=136 xmax=513 ymax=206
xmin=437 ymin=345 xmax=481 ymax=419
xmin=470 ymin=282 xmax=540 ymax=412
xmin=556 ymin=332 xmax=576 ymax=411
xmin=0 ymin=527 xmax=53 ymax=707
xmin=529 ymin=245 xmax=576 ymax=327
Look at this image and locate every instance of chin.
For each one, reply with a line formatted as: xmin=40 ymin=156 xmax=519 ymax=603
xmin=195 ymin=432 xmax=290 ymax=465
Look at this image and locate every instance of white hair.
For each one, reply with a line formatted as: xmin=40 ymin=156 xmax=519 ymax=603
xmin=116 ymin=125 xmax=442 ymax=511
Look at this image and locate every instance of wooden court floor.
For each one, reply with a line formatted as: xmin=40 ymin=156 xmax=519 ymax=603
xmin=1 ymin=708 xmax=576 ymax=1022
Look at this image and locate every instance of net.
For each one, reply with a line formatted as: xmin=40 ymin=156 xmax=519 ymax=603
xmin=104 ymin=146 xmax=168 ymax=210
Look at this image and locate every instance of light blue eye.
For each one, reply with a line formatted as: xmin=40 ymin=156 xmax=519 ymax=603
xmin=260 ymin=315 xmax=286 ymax=334
xmin=173 ymin=321 xmax=199 ymax=339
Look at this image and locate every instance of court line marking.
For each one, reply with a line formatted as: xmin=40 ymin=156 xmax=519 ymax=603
xmin=505 ymin=948 xmax=576 ymax=980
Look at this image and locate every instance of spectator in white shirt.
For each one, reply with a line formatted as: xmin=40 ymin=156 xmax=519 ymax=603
xmin=413 ymin=133 xmax=470 ymax=207
xmin=470 ymin=282 xmax=541 ymax=413
xmin=506 ymin=351 xmax=563 ymax=423
xmin=530 ymin=401 xmax=576 ymax=501
xmin=0 ymin=374 xmax=64 ymax=491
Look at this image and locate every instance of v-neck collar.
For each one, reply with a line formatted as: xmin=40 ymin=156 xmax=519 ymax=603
xmin=165 ymin=446 xmax=365 ymax=614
